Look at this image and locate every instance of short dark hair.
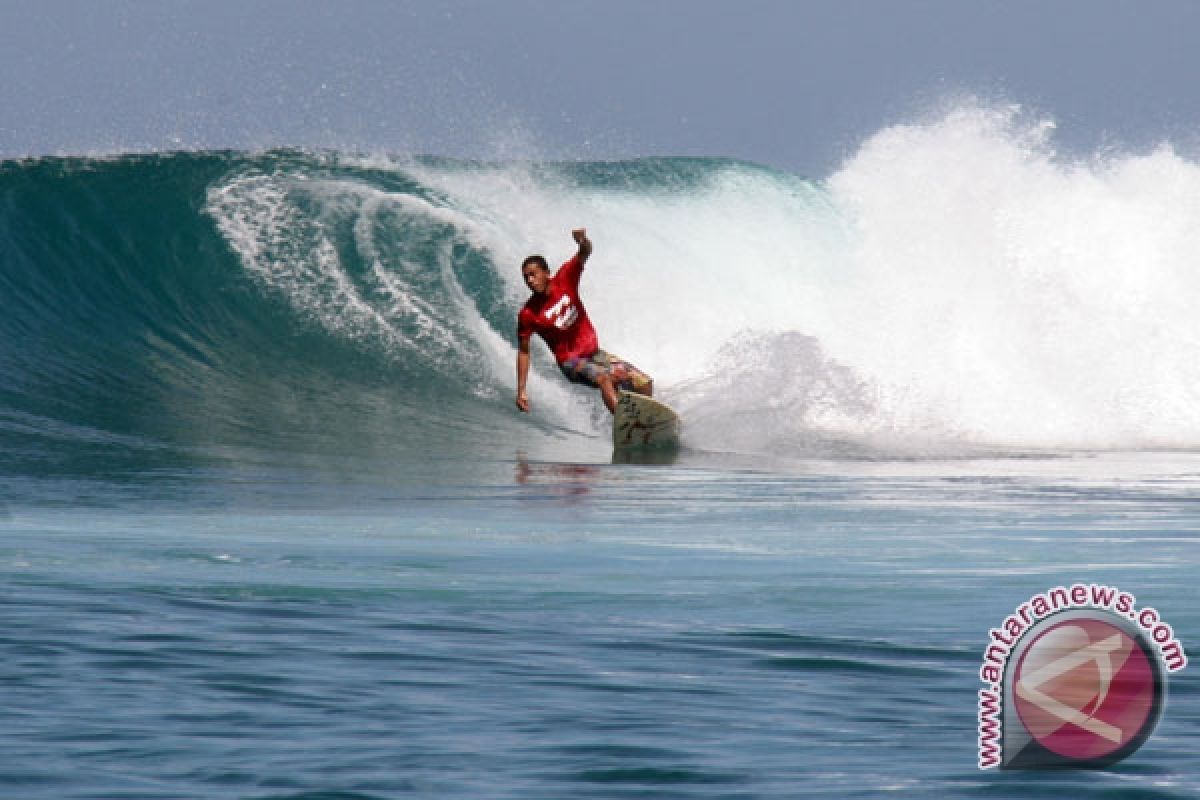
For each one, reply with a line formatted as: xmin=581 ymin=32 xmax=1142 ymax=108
xmin=522 ymin=255 xmax=549 ymax=272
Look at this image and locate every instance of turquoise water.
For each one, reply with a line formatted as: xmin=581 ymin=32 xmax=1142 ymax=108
xmin=3 ymin=141 xmax=1200 ymax=797
xmin=4 ymin=458 xmax=1199 ymax=798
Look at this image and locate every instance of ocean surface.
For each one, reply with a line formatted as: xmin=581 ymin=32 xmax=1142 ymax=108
xmin=3 ymin=109 xmax=1199 ymax=798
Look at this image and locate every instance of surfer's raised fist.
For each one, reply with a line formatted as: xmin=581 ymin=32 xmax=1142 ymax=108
xmin=572 ymin=228 xmax=592 ymax=258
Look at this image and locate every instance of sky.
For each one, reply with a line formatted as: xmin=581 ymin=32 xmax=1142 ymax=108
xmin=3 ymin=0 xmax=1200 ymax=176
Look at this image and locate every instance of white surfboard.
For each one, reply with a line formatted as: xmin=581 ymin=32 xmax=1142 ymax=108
xmin=613 ymin=390 xmax=681 ymax=449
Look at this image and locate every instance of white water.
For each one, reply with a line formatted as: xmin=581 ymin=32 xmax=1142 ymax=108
xmin=406 ymin=105 xmax=1200 ymax=454
xmin=209 ymin=104 xmax=1200 ymax=455
xmin=822 ymin=106 xmax=1200 ymax=450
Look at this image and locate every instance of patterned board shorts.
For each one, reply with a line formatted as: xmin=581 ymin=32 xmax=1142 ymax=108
xmin=560 ymin=349 xmax=652 ymax=393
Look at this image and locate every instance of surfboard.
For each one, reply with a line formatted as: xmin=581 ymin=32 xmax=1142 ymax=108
xmin=613 ymin=390 xmax=681 ymax=450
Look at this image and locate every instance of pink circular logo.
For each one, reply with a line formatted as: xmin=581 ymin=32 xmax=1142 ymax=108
xmin=1013 ymin=616 xmax=1158 ymax=763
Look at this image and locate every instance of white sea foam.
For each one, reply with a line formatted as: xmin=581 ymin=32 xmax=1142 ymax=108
xmin=822 ymin=105 xmax=1200 ymax=448
xmin=406 ymin=107 xmax=1200 ymax=452
xmin=213 ymin=105 xmax=1200 ymax=453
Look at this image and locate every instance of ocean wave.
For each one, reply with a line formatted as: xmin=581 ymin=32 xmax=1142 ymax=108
xmin=5 ymin=110 xmax=1200 ymax=475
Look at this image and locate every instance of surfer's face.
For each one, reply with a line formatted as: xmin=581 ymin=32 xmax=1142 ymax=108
xmin=522 ymin=263 xmax=550 ymax=294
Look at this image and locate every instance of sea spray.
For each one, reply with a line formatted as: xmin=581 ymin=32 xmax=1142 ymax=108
xmin=825 ymin=105 xmax=1200 ymax=447
xmin=5 ymin=108 xmax=1200 ymax=465
xmin=399 ymin=108 xmax=1200 ymax=450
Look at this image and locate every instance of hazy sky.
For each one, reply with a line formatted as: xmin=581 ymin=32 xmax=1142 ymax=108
xmin=3 ymin=1 xmax=1200 ymax=175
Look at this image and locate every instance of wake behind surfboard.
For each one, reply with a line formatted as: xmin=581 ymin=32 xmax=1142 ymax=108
xmin=613 ymin=390 xmax=681 ymax=450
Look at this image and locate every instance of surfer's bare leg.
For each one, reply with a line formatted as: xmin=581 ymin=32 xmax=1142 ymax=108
xmin=611 ymin=362 xmax=653 ymax=398
xmin=596 ymin=373 xmax=619 ymax=414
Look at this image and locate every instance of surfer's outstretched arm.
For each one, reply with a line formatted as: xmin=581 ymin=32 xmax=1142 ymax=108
xmin=516 ymin=338 xmax=532 ymax=412
xmin=572 ymin=228 xmax=592 ymax=265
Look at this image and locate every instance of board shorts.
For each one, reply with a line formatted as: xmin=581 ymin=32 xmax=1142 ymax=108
xmin=560 ymin=349 xmax=652 ymax=393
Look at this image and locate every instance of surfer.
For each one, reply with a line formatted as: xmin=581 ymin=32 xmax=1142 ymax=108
xmin=516 ymin=228 xmax=653 ymax=415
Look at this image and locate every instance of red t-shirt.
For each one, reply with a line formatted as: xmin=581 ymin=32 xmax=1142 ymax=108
xmin=517 ymin=255 xmax=598 ymax=364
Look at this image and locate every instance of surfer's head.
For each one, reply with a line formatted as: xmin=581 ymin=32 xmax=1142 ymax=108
xmin=521 ymin=255 xmax=551 ymax=295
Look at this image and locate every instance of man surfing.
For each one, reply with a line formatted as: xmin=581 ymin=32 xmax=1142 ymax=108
xmin=516 ymin=228 xmax=653 ymax=415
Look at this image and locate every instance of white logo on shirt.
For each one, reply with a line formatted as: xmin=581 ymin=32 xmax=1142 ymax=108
xmin=544 ymin=295 xmax=578 ymax=329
